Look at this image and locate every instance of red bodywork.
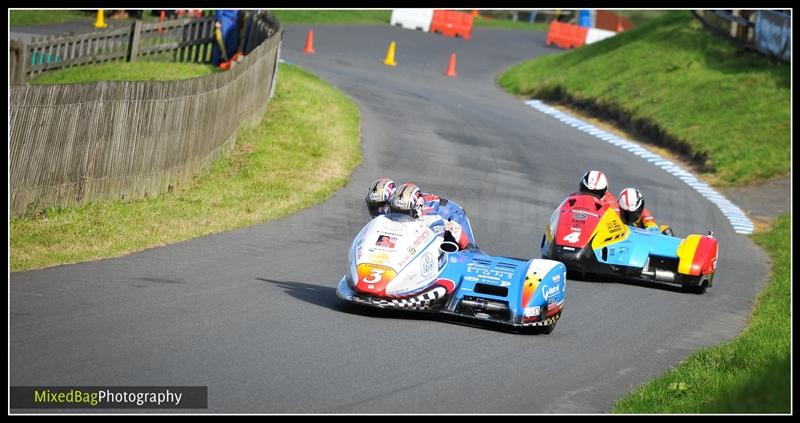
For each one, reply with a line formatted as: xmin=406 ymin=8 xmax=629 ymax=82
xmin=690 ymin=236 xmax=719 ymax=276
xmin=553 ymin=194 xmax=610 ymax=249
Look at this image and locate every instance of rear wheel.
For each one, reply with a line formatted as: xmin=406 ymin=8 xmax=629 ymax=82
xmin=685 ymin=284 xmax=707 ymax=294
xmin=682 ymin=275 xmax=708 ymax=294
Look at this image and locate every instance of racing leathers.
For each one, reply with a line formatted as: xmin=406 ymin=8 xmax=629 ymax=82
xmin=628 ymin=207 xmax=659 ymax=230
xmin=601 ymin=191 xmax=620 ymax=214
xmin=419 ymin=193 xmax=476 ymax=250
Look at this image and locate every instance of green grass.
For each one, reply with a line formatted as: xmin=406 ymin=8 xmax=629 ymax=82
xmin=613 ymin=214 xmax=790 ymax=413
xmin=10 ymin=10 xmax=160 ymax=26
xmin=30 ymin=60 xmax=220 ymax=84
xmin=11 ymin=63 xmax=362 ymax=271
xmin=268 ymin=9 xmax=390 ymax=25
xmin=616 ymin=10 xmax=669 ymax=27
xmin=10 ymin=9 xmax=92 ymax=26
xmin=499 ymin=11 xmax=790 ymax=186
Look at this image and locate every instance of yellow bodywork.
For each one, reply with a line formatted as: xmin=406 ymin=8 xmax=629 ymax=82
xmin=676 ymin=235 xmax=702 ymax=275
xmin=590 ymin=209 xmax=630 ymax=250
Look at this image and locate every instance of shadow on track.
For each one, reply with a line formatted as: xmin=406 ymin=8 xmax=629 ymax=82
xmin=254 ymin=277 xmax=552 ymax=335
xmin=569 ymin=272 xmax=702 ymax=294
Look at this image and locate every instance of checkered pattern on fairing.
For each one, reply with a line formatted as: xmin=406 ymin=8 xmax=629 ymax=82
xmin=351 ymin=286 xmax=447 ymax=310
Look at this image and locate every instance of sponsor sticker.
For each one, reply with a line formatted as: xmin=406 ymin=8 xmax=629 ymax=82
xmin=420 ymin=253 xmax=435 ymax=277
xmin=573 ymin=212 xmax=588 ymax=221
xmin=375 ymin=235 xmax=397 ymax=248
xmin=542 ymin=285 xmax=561 ymax=300
xmin=524 ymin=306 xmax=541 ymax=317
xmin=368 ymin=252 xmax=390 ymax=264
xmin=413 ymin=231 xmax=432 ymax=248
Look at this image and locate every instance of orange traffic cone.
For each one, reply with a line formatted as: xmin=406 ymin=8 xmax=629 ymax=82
xmin=616 ymin=18 xmax=624 ymax=33
xmin=471 ymin=10 xmax=479 ymax=17
xmin=157 ymin=10 xmax=165 ymax=33
xmin=444 ymin=52 xmax=457 ymax=77
xmin=304 ymin=30 xmax=316 ymax=54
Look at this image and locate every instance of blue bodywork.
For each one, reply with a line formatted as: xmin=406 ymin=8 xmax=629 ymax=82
xmin=338 ymin=247 xmax=567 ymax=329
xmin=593 ymin=227 xmax=682 ymax=269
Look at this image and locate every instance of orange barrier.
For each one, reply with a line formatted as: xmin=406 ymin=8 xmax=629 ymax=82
xmin=430 ymin=10 xmax=473 ymax=40
xmin=595 ymin=10 xmax=634 ymax=32
xmin=545 ymin=21 xmax=588 ymax=49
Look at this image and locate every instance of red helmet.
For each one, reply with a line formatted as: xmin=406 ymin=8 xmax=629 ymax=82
xmin=618 ymin=187 xmax=645 ymax=224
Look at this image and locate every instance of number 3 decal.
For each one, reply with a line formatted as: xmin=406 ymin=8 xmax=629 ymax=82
xmin=362 ymin=268 xmax=385 ymax=284
xmin=562 ymin=231 xmax=581 ymax=243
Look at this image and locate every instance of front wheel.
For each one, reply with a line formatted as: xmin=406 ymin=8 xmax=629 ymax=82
xmin=538 ymin=320 xmax=557 ymax=334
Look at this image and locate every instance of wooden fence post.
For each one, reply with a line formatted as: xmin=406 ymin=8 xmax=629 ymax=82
xmin=127 ymin=20 xmax=142 ymax=62
xmin=11 ymin=40 xmax=29 ymax=84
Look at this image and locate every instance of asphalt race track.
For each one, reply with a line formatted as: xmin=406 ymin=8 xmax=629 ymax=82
xmin=10 ymin=25 xmax=769 ymax=413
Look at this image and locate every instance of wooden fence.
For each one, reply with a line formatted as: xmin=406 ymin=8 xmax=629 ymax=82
xmin=12 ymin=17 xmax=212 ymax=84
xmin=9 ymin=13 xmax=283 ymax=216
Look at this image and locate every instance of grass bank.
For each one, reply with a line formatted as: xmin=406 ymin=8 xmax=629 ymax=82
xmin=613 ymin=214 xmax=790 ymax=413
xmin=10 ymin=10 xmax=91 ymax=26
xmin=30 ymin=60 xmax=220 ymax=84
xmin=10 ymin=10 xmax=161 ymax=27
xmin=499 ymin=11 xmax=790 ymax=186
xmin=11 ymin=63 xmax=362 ymax=271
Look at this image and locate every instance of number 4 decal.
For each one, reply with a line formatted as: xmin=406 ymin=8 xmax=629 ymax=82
xmin=562 ymin=231 xmax=581 ymax=243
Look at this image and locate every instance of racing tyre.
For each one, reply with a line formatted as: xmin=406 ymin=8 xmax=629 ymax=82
xmin=538 ymin=321 xmax=557 ymax=334
xmin=685 ymin=284 xmax=707 ymax=294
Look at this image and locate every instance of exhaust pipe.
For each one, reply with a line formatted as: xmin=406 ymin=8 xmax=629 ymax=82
xmin=460 ymin=297 xmax=509 ymax=313
xmin=439 ymin=241 xmax=459 ymax=253
xmin=641 ymin=269 xmax=676 ymax=282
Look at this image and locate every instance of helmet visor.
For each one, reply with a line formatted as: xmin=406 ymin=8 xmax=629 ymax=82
xmin=620 ymin=208 xmax=642 ymax=224
xmin=367 ymin=202 xmax=386 ymax=218
xmin=580 ymin=186 xmax=606 ymax=199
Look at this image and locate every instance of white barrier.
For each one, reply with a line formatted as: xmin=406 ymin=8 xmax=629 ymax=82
xmin=390 ymin=9 xmax=434 ymax=32
xmin=585 ymin=27 xmax=617 ymax=45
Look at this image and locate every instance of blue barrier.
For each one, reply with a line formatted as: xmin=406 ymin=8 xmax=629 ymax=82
xmin=755 ymin=10 xmax=790 ymax=61
xmin=578 ymin=10 xmax=592 ymax=28
xmin=31 ymin=52 xmax=63 ymax=66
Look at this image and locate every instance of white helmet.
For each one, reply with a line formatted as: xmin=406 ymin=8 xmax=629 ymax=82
xmin=389 ymin=183 xmax=424 ymax=218
xmin=579 ymin=170 xmax=609 ymax=198
xmin=365 ymin=177 xmax=396 ymax=218
xmin=618 ymin=187 xmax=645 ymax=224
